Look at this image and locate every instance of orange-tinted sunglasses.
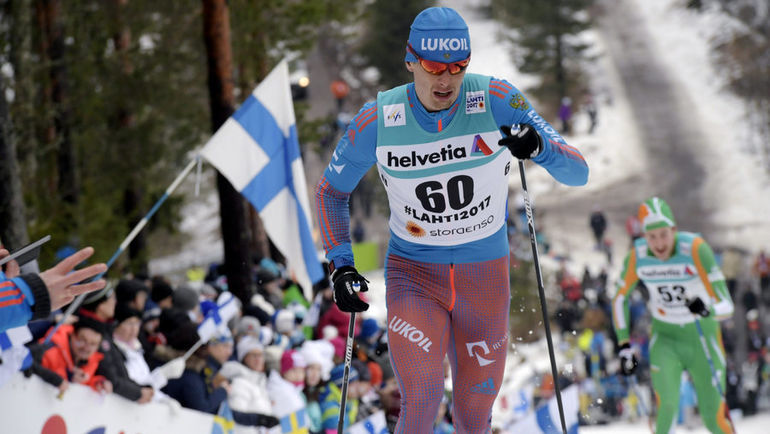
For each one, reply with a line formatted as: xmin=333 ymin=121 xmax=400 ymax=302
xmin=407 ymin=43 xmax=470 ymax=76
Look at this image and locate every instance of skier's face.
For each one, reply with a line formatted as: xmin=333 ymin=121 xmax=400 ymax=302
xmin=407 ymin=61 xmax=466 ymax=112
xmin=644 ymin=226 xmax=677 ymax=260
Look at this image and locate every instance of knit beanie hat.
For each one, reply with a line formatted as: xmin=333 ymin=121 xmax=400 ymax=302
xmin=405 ymin=7 xmax=470 ymax=63
xmin=357 ymin=318 xmax=380 ymax=342
xmin=150 ymin=280 xmax=174 ymax=304
xmin=322 ymin=325 xmax=339 ymax=340
xmin=236 ymin=316 xmax=262 ymax=337
xmin=330 ymin=337 xmax=346 ymax=360
xmin=173 ymin=285 xmax=200 ymax=312
xmin=166 ymin=321 xmax=200 ymax=352
xmin=299 ymin=339 xmax=335 ymax=381
xmin=158 ymin=307 xmax=191 ymax=337
xmin=236 ymin=335 xmax=264 ymax=362
xmin=81 ymin=284 xmax=115 ymax=313
xmin=73 ymin=315 xmax=106 ymax=335
xmin=114 ymin=303 xmax=142 ymax=324
xmin=352 ymin=359 xmax=371 ymax=382
xmin=330 ymin=363 xmax=359 ymax=388
xmin=280 ymin=349 xmax=307 ymax=375
xmin=638 ymin=197 xmax=677 ymax=232
xmin=273 ymin=309 xmax=295 ymax=335
xmin=115 ymin=279 xmax=149 ymax=305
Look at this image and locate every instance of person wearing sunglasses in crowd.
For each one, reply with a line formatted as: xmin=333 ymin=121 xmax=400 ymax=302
xmin=315 ymin=7 xmax=588 ymax=433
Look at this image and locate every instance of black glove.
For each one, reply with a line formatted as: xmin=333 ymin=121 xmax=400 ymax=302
xmin=256 ymin=414 xmax=280 ymax=428
xmin=331 ymin=265 xmax=369 ymax=312
xmin=687 ymin=297 xmax=710 ymax=317
xmin=499 ymin=123 xmax=543 ymax=160
xmin=618 ymin=343 xmax=638 ymax=376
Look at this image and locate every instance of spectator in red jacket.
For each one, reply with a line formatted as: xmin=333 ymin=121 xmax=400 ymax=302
xmin=34 ymin=316 xmax=112 ymax=395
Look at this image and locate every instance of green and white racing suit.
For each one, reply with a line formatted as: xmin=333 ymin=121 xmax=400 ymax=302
xmin=612 ymin=231 xmax=734 ymax=433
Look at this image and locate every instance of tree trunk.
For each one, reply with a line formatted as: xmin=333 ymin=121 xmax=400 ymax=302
xmin=111 ymin=0 xmax=147 ymax=276
xmin=0 ymin=74 xmax=31 ymax=250
xmin=202 ymin=0 xmax=252 ymax=304
xmin=38 ymin=0 xmax=78 ymax=211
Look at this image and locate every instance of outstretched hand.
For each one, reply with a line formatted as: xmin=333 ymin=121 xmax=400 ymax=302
xmin=39 ymin=247 xmax=108 ymax=311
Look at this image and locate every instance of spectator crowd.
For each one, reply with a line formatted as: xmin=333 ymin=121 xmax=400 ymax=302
xmin=14 ymin=257 xmax=414 ymax=433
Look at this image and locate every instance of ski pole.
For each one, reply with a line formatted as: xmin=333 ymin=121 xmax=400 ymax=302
xmin=694 ymin=318 xmax=723 ymax=396
xmin=517 ymin=158 xmax=568 ymax=434
xmin=45 ymin=157 xmax=199 ymax=344
xmin=629 ymin=375 xmax=649 ymax=417
xmin=627 ymin=375 xmax=654 ymax=433
xmin=694 ymin=317 xmax=736 ymax=432
xmin=337 ymin=311 xmax=356 ymax=434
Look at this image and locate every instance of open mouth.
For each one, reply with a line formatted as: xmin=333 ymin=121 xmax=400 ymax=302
xmin=434 ymin=90 xmax=452 ymax=99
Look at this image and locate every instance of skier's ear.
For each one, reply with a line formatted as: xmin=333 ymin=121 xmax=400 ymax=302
xmin=405 ymin=62 xmax=415 ymax=73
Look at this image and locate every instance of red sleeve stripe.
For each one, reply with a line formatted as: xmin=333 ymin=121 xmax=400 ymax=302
xmin=317 ymin=177 xmax=339 ymax=249
xmin=491 ymin=80 xmax=512 ymax=90
xmin=354 ymin=106 xmax=377 ymax=129
xmin=489 ymin=89 xmax=506 ymax=100
xmin=358 ymin=114 xmax=377 ymax=132
xmin=0 ymin=280 xmax=14 ymax=289
xmin=0 ymin=298 xmax=23 ymax=308
xmin=489 ymin=83 xmax=510 ymax=94
xmin=0 ymin=288 xmax=22 ymax=299
xmin=552 ymin=140 xmax=585 ymax=162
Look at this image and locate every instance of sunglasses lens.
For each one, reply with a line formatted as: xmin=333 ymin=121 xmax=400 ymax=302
xmin=409 ymin=44 xmax=470 ymax=75
xmin=420 ymin=59 xmax=447 ymax=75
xmin=448 ymin=59 xmax=470 ymax=75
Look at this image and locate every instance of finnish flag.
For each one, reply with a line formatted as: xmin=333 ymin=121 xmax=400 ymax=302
xmin=0 ymin=326 xmax=33 ymax=388
xmin=197 ymin=292 xmax=240 ymax=343
xmin=506 ymin=385 xmax=579 ymax=433
xmin=201 ymin=60 xmax=324 ymax=298
xmin=348 ymin=410 xmax=389 ymax=434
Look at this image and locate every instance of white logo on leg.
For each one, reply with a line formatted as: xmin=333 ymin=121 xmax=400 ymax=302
xmin=466 ymin=341 xmax=494 ymax=366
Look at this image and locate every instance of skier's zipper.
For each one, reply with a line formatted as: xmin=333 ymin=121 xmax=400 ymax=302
xmin=449 ymin=263 xmax=456 ymax=311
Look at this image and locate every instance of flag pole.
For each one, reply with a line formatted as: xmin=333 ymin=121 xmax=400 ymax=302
xmin=45 ymin=157 xmax=200 ymax=344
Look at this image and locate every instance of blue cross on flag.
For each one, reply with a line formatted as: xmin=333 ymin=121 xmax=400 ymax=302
xmin=197 ymin=291 xmax=239 ymax=343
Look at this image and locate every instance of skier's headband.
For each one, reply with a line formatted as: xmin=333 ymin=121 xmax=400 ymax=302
xmin=638 ymin=197 xmax=677 ymax=232
xmin=405 ymin=7 xmax=471 ymax=64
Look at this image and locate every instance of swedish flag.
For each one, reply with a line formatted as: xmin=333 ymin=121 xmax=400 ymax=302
xmin=211 ymin=401 xmax=235 ymax=434
xmin=279 ymin=408 xmax=309 ymax=434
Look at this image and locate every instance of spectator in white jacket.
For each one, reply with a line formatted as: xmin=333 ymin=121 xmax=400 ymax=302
xmin=218 ymin=335 xmax=273 ymax=416
xmin=111 ymin=303 xmax=185 ymax=403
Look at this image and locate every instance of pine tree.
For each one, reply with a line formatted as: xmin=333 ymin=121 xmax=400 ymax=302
xmin=491 ymin=0 xmax=595 ymax=116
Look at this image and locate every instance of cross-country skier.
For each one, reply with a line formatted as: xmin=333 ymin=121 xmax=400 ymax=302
xmin=314 ymin=7 xmax=588 ymax=432
xmin=613 ymin=197 xmax=735 ymax=433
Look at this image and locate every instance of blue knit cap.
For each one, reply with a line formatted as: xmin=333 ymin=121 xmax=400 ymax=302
xmin=330 ymin=364 xmax=359 ymax=388
xmin=405 ymin=7 xmax=470 ymax=63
